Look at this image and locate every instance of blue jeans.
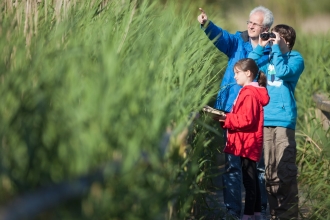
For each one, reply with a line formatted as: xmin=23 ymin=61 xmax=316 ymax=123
xmin=222 ymin=153 xmax=242 ymax=217
xmin=222 ymin=131 xmax=268 ymax=216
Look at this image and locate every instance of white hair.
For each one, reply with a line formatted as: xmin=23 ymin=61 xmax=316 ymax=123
xmin=250 ymin=6 xmax=274 ymax=29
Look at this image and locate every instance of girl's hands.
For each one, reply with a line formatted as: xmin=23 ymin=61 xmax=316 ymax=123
xmin=213 ymin=115 xmax=226 ymax=122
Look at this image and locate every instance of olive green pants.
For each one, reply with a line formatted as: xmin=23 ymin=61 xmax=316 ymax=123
xmin=263 ymin=127 xmax=298 ymax=220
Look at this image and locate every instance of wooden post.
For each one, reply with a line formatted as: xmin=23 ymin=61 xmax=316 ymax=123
xmin=312 ymin=93 xmax=330 ymax=130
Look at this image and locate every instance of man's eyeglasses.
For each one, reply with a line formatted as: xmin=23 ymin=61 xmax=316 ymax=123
xmin=246 ymin=21 xmax=264 ymax=28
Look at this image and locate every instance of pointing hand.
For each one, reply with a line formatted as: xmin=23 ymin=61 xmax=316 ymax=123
xmin=197 ymin=8 xmax=208 ymax=25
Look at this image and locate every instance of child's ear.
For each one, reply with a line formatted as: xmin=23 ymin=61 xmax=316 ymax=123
xmin=246 ymin=70 xmax=252 ymax=77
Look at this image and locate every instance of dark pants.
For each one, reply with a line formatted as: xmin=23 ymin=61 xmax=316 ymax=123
xmin=257 ymin=151 xmax=268 ymax=213
xmin=222 ymin=129 xmax=267 ymax=217
xmin=264 ymin=127 xmax=299 ymax=220
xmin=241 ymin=157 xmax=261 ymax=215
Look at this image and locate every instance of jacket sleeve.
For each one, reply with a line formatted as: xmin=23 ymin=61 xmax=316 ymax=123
xmin=248 ymin=44 xmax=270 ymax=69
xmin=223 ymin=95 xmax=259 ymax=131
xmin=203 ymin=21 xmax=239 ymax=57
xmin=272 ymin=45 xmax=305 ymax=82
xmin=248 ymin=44 xmax=264 ymax=60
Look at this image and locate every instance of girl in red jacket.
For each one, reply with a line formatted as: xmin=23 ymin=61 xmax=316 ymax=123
xmin=218 ymin=58 xmax=269 ymax=220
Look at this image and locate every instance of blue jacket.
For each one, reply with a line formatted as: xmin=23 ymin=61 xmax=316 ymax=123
xmin=203 ymin=21 xmax=271 ymax=112
xmin=248 ymin=44 xmax=305 ymax=129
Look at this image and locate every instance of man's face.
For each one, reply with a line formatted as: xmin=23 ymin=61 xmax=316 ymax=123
xmin=247 ymin=12 xmax=267 ymax=38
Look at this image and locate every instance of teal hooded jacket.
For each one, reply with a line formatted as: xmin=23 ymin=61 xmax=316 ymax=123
xmin=248 ymin=44 xmax=305 ymax=129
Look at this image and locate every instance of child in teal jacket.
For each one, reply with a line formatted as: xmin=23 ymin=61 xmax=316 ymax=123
xmin=248 ymin=24 xmax=304 ymax=220
xmin=249 ymin=26 xmax=304 ymax=129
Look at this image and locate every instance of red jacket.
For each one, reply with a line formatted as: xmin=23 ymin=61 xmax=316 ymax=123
xmin=223 ymin=83 xmax=270 ymax=161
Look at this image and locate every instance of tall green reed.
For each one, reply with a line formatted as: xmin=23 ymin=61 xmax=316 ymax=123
xmin=0 ymin=0 xmax=225 ymax=219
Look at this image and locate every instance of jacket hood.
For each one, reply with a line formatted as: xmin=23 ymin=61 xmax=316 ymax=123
xmin=244 ymin=82 xmax=270 ymax=107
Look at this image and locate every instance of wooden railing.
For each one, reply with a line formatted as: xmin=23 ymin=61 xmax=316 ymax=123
xmin=312 ymin=93 xmax=330 ymax=130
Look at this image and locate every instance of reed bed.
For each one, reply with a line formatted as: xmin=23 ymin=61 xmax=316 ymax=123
xmin=0 ymin=0 xmax=330 ymax=219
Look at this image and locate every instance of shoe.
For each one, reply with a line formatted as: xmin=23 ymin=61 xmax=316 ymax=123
xmin=221 ymin=216 xmax=240 ymax=220
xmin=221 ymin=212 xmax=240 ymax=220
xmin=255 ymin=215 xmax=268 ymax=220
xmin=261 ymin=214 xmax=268 ymax=220
xmin=241 ymin=215 xmax=253 ymax=220
xmin=255 ymin=216 xmax=267 ymax=220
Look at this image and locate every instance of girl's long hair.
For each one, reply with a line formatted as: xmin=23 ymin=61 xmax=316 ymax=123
xmin=234 ymin=58 xmax=267 ymax=87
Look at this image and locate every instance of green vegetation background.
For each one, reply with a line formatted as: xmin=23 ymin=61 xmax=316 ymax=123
xmin=0 ymin=0 xmax=329 ymax=219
